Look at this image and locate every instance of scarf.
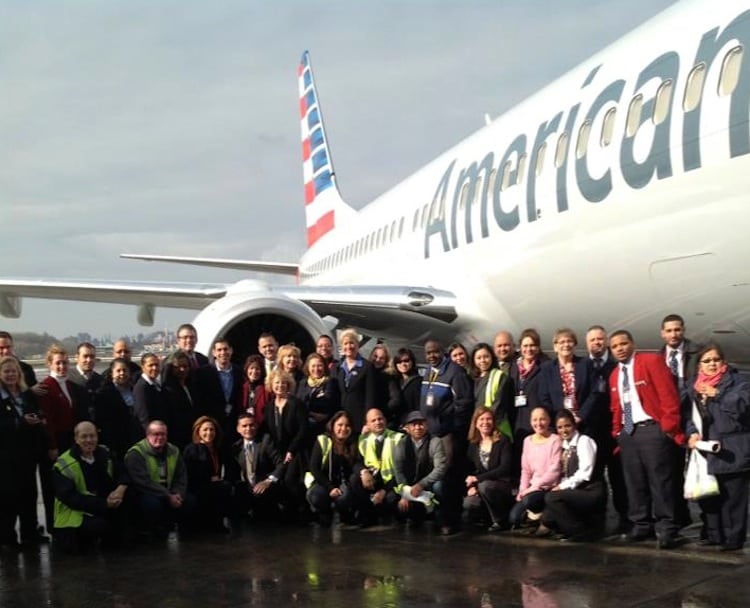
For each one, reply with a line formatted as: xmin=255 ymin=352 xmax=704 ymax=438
xmin=307 ymin=375 xmax=327 ymax=389
xmin=693 ymin=364 xmax=728 ymax=393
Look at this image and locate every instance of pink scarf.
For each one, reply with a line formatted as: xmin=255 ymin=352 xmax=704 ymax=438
xmin=693 ymin=364 xmax=728 ymax=393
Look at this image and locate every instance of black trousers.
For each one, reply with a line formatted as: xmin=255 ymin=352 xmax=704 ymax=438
xmin=617 ymin=423 xmax=679 ymax=539
xmin=542 ymin=480 xmax=607 ymax=536
xmin=463 ymin=479 xmax=513 ymax=525
xmin=699 ymin=471 xmax=750 ymax=547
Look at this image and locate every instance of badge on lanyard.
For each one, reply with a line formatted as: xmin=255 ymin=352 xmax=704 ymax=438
xmin=563 ymin=397 xmax=574 ymax=410
xmin=515 ymin=393 xmax=527 ymax=407
xmin=426 ymin=391 xmax=435 ymax=407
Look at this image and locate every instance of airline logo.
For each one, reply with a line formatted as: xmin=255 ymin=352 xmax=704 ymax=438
xmin=299 ymin=51 xmax=335 ymax=247
xmin=423 ymin=8 xmax=750 ymax=259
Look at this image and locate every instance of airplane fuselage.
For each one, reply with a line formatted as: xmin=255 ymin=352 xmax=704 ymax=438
xmin=299 ymin=0 xmax=750 ymax=358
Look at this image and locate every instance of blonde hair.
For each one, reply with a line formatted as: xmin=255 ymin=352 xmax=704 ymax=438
xmin=0 ymin=356 xmax=28 ymax=392
xmin=277 ymin=344 xmax=302 ymax=372
xmin=45 ymin=344 xmax=68 ymax=365
xmin=339 ymin=328 xmax=360 ymax=346
xmin=266 ymin=368 xmax=296 ymax=394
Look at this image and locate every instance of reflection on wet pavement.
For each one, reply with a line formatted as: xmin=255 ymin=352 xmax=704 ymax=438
xmin=1 ymin=523 xmax=748 ymax=607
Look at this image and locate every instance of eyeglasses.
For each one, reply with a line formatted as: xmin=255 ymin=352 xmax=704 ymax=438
xmin=699 ymin=357 xmax=722 ymax=364
xmin=395 ymin=359 xmax=411 ymax=364
xmin=178 ymin=334 xmax=196 ymax=340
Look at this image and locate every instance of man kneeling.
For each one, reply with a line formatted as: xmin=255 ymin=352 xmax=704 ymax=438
xmin=53 ymin=422 xmax=127 ymax=553
xmin=124 ymin=420 xmax=194 ymax=539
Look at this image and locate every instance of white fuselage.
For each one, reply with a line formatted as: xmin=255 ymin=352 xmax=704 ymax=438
xmin=298 ymin=0 xmax=750 ymax=357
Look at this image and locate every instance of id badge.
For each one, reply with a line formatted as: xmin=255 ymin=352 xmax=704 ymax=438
xmin=425 ymin=391 xmax=435 ymax=407
xmin=563 ymin=397 xmax=574 ymax=410
xmin=225 ymin=402 xmax=233 ymax=415
xmin=515 ymin=394 xmax=527 ymax=407
xmin=597 ymin=377 xmax=606 ymax=393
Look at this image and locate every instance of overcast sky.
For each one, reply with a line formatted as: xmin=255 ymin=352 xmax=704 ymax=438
xmin=0 ymin=0 xmax=676 ymax=339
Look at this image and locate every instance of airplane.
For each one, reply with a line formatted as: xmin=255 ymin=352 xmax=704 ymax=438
xmin=2 ymin=0 xmax=750 ymax=363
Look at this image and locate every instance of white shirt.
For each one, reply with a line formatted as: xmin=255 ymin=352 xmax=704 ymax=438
xmin=51 ymin=373 xmax=72 ymax=403
xmin=665 ymin=344 xmax=684 ymax=380
xmin=558 ymin=431 xmax=597 ymax=490
xmin=618 ymin=357 xmax=651 ymax=425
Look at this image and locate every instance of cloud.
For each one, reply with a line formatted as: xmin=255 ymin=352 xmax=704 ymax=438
xmin=0 ymin=0 xmax=675 ymax=336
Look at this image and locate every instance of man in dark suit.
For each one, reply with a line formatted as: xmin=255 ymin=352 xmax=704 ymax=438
xmin=659 ymin=313 xmax=702 ymax=402
xmin=586 ymin=325 xmax=628 ymax=531
xmin=67 ymin=342 xmax=103 ymax=419
xmin=174 ymin=323 xmax=209 ymax=370
xmin=608 ymin=329 xmax=684 ymax=549
xmin=194 ymin=338 xmax=244 ymax=444
xmin=225 ymin=413 xmax=285 ymax=523
xmin=658 ymin=313 xmax=703 ymax=530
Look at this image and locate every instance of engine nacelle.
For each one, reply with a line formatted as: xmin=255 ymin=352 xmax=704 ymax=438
xmin=192 ymin=285 xmax=329 ymax=364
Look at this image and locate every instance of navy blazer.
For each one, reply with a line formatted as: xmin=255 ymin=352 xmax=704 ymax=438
xmin=538 ymin=356 xmax=598 ymax=431
xmin=194 ymin=364 xmax=244 ymax=423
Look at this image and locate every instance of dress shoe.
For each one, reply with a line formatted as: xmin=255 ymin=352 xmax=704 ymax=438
xmin=720 ymin=543 xmax=743 ymax=552
xmin=487 ymin=522 xmax=503 ymax=533
xmin=439 ymin=525 xmax=455 ymax=536
xmin=534 ymin=524 xmax=553 ymax=538
xmin=621 ymin=531 xmax=652 ymax=543
xmin=657 ymin=537 xmax=678 ymax=550
xmin=697 ymin=538 xmax=720 ymax=547
xmin=21 ymin=532 xmax=50 ymax=545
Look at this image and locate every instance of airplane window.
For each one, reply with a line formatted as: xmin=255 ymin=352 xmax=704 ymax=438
xmin=458 ymin=182 xmax=470 ymax=209
xmin=420 ymin=204 xmax=428 ymax=228
xmin=554 ymin=132 xmax=568 ymax=168
xmin=500 ymin=160 xmax=512 ymax=191
xmin=399 ymin=217 xmax=405 ymax=238
xmin=625 ymin=95 xmax=643 ymax=138
xmin=486 ymin=168 xmax=497 ymax=197
xmin=653 ymin=80 xmax=673 ymax=125
xmin=683 ymin=63 xmax=706 ymax=112
xmin=575 ymin=120 xmax=591 ymax=159
xmin=412 ymin=208 xmax=419 ymax=231
xmin=719 ymin=46 xmax=743 ymax=97
xmin=534 ymin=142 xmax=547 ymax=177
xmin=390 ymin=220 xmax=397 ymax=241
xmin=516 ymin=153 xmax=527 ymax=185
xmin=600 ymin=107 xmax=617 ymax=146
xmin=377 ymin=228 xmax=383 ymax=247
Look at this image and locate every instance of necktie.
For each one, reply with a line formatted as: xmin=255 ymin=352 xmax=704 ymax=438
xmin=190 ymin=354 xmax=199 ymax=370
xmin=245 ymin=443 xmax=255 ymax=484
xmin=621 ymin=365 xmax=634 ymax=435
xmin=669 ymin=350 xmax=679 ymax=377
xmin=594 ymin=357 xmax=602 ymax=370
xmin=375 ymin=436 xmax=384 ymax=461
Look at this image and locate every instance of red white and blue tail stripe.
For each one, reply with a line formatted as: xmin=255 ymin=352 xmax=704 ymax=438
xmin=298 ymin=51 xmax=352 ymax=248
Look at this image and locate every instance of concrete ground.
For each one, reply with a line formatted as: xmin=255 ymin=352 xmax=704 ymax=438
xmin=1 ymin=516 xmax=747 ymax=608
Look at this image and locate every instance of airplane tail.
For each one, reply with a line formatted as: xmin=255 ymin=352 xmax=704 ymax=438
xmin=298 ymin=51 xmax=354 ymax=248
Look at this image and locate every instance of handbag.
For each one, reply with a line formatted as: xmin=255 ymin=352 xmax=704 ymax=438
xmin=683 ymin=448 xmax=720 ymax=500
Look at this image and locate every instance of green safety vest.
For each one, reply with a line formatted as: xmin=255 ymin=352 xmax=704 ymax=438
xmin=53 ymin=447 xmax=114 ymax=529
xmin=304 ymin=435 xmax=333 ymax=489
xmin=127 ymin=439 xmax=179 ymax=489
xmin=358 ymin=429 xmax=402 ymax=483
xmin=484 ymin=368 xmax=513 ymax=442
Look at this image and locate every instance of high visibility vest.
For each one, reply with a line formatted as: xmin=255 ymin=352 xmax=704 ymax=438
xmin=483 ymin=368 xmax=513 ymax=442
xmin=358 ymin=430 xmax=402 ymax=482
xmin=304 ymin=435 xmax=333 ymax=489
xmin=127 ymin=439 xmax=179 ymax=488
xmin=53 ymin=447 xmax=114 ymax=529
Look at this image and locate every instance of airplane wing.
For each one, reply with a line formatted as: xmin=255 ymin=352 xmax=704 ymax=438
xmin=0 ymin=278 xmax=457 ymax=334
xmin=120 ymin=254 xmax=299 ymax=276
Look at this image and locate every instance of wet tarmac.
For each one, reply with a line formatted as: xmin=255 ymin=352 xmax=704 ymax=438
xmin=1 ymin=518 xmax=747 ymax=608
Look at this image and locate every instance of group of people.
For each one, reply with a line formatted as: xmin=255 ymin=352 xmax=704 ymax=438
xmin=0 ymin=313 xmax=748 ymax=554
